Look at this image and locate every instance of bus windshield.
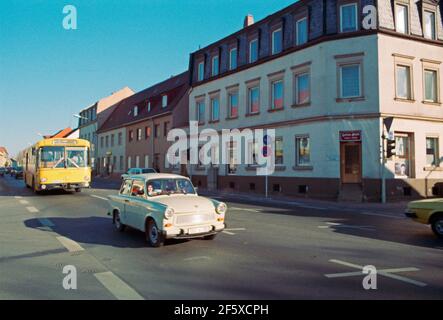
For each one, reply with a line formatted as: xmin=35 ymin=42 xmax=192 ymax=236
xmin=39 ymin=146 xmax=89 ymax=169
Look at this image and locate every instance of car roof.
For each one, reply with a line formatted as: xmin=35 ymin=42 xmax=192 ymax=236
xmin=127 ymin=173 xmax=189 ymax=180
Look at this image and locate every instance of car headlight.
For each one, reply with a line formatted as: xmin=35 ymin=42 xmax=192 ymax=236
xmin=165 ymin=207 xmax=175 ymax=219
xmin=216 ymin=202 xmax=227 ymax=215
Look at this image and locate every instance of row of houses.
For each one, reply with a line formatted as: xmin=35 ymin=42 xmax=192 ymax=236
xmin=77 ymin=0 xmax=443 ymax=202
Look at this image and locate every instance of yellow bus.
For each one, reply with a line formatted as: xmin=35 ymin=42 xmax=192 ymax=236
xmin=23 ymin=138 xmax=91 ymax=193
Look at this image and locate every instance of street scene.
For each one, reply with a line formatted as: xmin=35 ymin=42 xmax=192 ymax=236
xmin=1 ymin=0 xmax=442 ymax=303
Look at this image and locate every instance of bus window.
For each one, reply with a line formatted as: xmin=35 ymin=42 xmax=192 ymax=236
xmin=66 ymin=147 xmax=88 ymax=168
xmin=39 ymin=147 xmax=65 ymax=168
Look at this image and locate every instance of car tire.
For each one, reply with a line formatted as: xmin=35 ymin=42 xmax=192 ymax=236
xmin=431 ymin=215 xmax=443 ymax=239
xmin=146 ymin=220 xmax=164 ymax=248
xmin=203 ymin=234 xmax=217 ymax=240
xmin=113 ymin=211 xmax=126 ymax=232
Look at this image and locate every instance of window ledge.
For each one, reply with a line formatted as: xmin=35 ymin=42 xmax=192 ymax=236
xmin=268 ymin=107 xmax=285 ymax=113
xmin=245 ymin=112 xmax=260 ymax=117
xmin=336 ymin=97 xmax=365 ymax=103
xmin=424 ymin=166 xmax=443 ymax=172
xmin=292 ymin=102 xmax=311 ymax=108
xmin=274 ymin=165 xmax=286 ymax=171
xmin=293 ymin=165 xmax=313 ymax=171
xmin=394 ymin=98 xmax=415 ymax=103
xmin=208 ymin=120 xmax=220 ymax=124
xmin=226 ymin=116 xmax=239 ymax=121
xmin=422 ymin=101 xmax=441 ymax=106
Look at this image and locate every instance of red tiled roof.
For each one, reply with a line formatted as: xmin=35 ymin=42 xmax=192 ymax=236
xmin=48 ymin=127 xmax=75 ymax=138
xmin=97 ymin=71 xmax=189 ymax=133
xmin=0 ymin=147 xmax=8 ymax=154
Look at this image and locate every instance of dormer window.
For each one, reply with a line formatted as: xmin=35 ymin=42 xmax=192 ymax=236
xmin=249 ymin=39 xmax=258 ymax=63
xmin=229 ymin=48 xmax=238 ymax=70
xmin=133 ymin=106 xmax=138 ymax=117
xmin=147 ymin=101 xmax=151 ymax=112
xmin=272 ymin=28 xmax=283 ymax=54
xmin=424 ymin=10 xmax=436 ymax=40
xmin=395 ymin=3 xmax=409 ymax=34
xmin=296 ymin=17 xmax=308 ymax=45
xmin=212 ymin=55 xmax=219 ymax=76
xmin=198 ymin=61 xmax=204 ymax=81
xmin=162 ymin=95 xmax=168 ymax=108
xmin=340 ymin=3 xmax=358 ymax=33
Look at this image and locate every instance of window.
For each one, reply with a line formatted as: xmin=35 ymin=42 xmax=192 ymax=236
xmin=118 ymin=132 xmax=122 ymax=146
xmin=212 ymin=55 xmax=219 ymax=76
xmin=296 ymin=17 xmax=308 ymax=45
xmin=105 ymin=135 xmax=109 ymax=148
xmin=127 ymin=156 xmax=132 ymax=170
xmin=271 ymin=80 xmax=284 ymax=110
xmin=275 ymin=137 xmax=284 ymax=165
xmin=145 ymin=126 xmax=151 ymax=139
xmin=340 ymin=64 xmax=361 ymax=98
xmin=144 ymin=155 xmax=149 ymax=168
xmin=100 ymin=137 xmax=104 ymax=148
xmin=396 ymin=65 xmax=412 ymax=100
xmin=296 ymin=136 xmax=311 ymax=166
xmin=198 ymin=62 xmax=204 ymax=81
xmin=147 ymin=101 xmax=151 ymax=112
xmin=340 ymin=3 xmax=358 ymax=32
xmin=162 ymin=95 xmax=168 ymax=108
xmin=228 ymin=92 xmax=239 ymax=118
xmin=133 ymin=106 xmax=138 ymax=117
xmin=111 ymin=134 xmax=115 ymax=147
xmin=424 ymin=69 xmax=438 ymax=103
xmin=249 ymin=39 xmax=258 ymax=63
xmin=154 ymin=124 xmax=159 ymax=138
xmin=426 ymin=137 xmax=440 ymax=166
xmin=424 ymin=11 xmax=436 ymax=40
xmin=248 ymin=141 xmax=259 ymax=166
xmin=164 ymin=122 xmax=169 ymax=137
xmin=396 ymin=4 xmax=409 ymax=34
xmin=394 ymin=134 xmax=412 ymax=178
xmin=248 ymin=86 xmax=260 ymax=114
xmin=137 ymin=128 xmax=142 ymax=141
xmin=211 ymin=97 xmax=220 ymax=122
xmin=227 ymin=141 xmax=238 ymax=175
xmin=136 ymin=156 xmax=140 ymax=168
xmin=229 ymin=48 xmax=237 ymax=70
xmin=197 ymin=101 xmax=205 ymax=124
xmin=129 ymin=130 xmax=134 ymax=142
xmin=272 ymin=29 xmax=282 ymax=54
xmin=295 ymin=73 xmax=310 ymax=105
xmin=119 ymin=156 xmax=124 ymax=171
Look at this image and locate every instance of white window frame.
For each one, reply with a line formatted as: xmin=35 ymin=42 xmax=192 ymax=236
xmin=395 ymin=3 xmax=409 ymax=34
xmin=296 ymin=17 xmax=308 ymax=45
xmin=162 ymin=95 xmax=168 ymax=108
xmin=272 ymin=28 xmax=283 ymax=55
xmin=424 ymin=10 xmax=436 ymax=40
xmin=198 ymin=62 xmax=204 ymax=81
xmin=249 ymin=39 xmax=258 ymax=63
xmin=395 ymin=64 xmax=413 ymax=100
xmin=271 ymin=79 xmax=284 ymax=110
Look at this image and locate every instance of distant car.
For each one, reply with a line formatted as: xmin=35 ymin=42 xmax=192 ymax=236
xmin=0 ymin=167 xmax=5 ymax=177
xmin=108 ymin=173 xmax=227 ymax=247
xmin=5 ymin=167 xmax=12 ymax=175
xmin=121 ymin=168 xmax=157 ymax=180
xmin=14 ymin=167 xmax=23 ymax=180
xmin=10 ymin=167 xmax=19 ymax=177
xmin=405 ymin=198 xmax=443 ymax=238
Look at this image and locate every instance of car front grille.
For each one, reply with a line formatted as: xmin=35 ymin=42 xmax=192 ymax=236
xmin=175 ymin=213 xmax=214 ymax=226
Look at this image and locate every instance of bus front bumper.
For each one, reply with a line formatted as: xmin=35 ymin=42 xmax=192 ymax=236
xmin=39 ymin=182 xmax=90 ymax=191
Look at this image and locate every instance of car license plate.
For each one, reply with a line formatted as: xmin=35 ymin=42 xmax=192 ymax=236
xmin=189 ymin=226 xmax=210 ymax=235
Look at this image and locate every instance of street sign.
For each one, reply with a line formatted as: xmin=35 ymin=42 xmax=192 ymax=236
xmin=383 ymin=117 xmax=394 ymax=133
xmin=340 ymin=131 xmax=362 ymax=142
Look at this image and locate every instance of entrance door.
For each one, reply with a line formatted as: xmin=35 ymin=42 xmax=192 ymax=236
xmin=340 ymin=142 xmax=362 ymax=184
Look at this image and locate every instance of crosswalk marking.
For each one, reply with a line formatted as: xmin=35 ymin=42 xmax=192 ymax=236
xmin=56 ymin=236 xmax=84 ymax=252
xmin=26 ymin=206 xmax=39 ymax=213
xmin=94 ymin=271 xmax=144 ymax=300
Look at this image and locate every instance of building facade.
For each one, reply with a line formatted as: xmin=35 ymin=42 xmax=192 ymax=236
xmin=187 ymin=0 xmax=443 ymax=201
xmin=97 ymin=72 xmax=189 ymax=177
xmin=0 ymin=147 xmax=9 ymax=167
xmin=78 ymin=87 xmax=134 ymax=173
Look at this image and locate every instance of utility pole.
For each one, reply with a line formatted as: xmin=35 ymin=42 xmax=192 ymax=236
xmin=381 ymin=132 xmax=386 ymax=204
xmin=381 ymin=117 xmax=395 ymax=204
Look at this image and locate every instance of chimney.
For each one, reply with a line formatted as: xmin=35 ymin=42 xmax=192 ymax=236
xmin=243 ymin=14 xmax=254 ymax=28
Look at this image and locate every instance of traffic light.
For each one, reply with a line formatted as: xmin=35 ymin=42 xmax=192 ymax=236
xmin=386 ymin=138 xmax=396 ymax=159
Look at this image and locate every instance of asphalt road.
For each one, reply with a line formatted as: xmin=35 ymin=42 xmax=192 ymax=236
xmin=0 ymin=175 xmax=442 ymax=300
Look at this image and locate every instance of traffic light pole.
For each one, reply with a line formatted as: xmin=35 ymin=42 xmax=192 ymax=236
xmin=381 ymin=133 xmax=386 ymax=204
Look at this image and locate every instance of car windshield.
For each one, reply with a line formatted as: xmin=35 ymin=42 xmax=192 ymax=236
xmin=146 ymin=178 xmax=195 ymax=197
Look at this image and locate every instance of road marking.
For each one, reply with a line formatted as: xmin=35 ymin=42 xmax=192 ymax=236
xmin=230 ymin=207 xmax=260 ymax=213
xmin=222 ymin=231 xmax=235 ymax=235
xmin=14 ymin=196 xmax=23 ymax=199
xmin=318 ymin=223 xmax=376 ymax=232
xmin=184 ymin=256 xmax=211 ymax=262
xmin=19 ymin=200 xmax=29 ymax=205
xmin=326 ymin=259 xmax=427 ymax=287
xmin=26 ymin=206 xmax=39 ymax=213
xmin=225 ymin=228 xmax=246 ymax=231
xmin=94 ymin=271 xmax=144 ymax=300
xmin=298 ymin=205 xmax=328 ymax=210
xmin=56 ymin=236 xmax=84 ymax=252
xmin=90 ymin=195 xmax=108 ymax=201
xmin=38 ymin=218 xmax=55 ymax=228
xmin=360 ymin=211 xmax=404 ymax=219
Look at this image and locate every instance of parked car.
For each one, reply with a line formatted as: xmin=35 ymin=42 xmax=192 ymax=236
xmin=121 ymin=168 xmax=157 ymax=180
xmin=14 ymin=167 xmax=23 ymax=180
xmin=0 ymin=167 xmax=5 ymax=177
xmin=10 ymin=167 xmax=18 ymax=177
xmin=108 ymin=173 xmax=227 ymax=247
xmin=405 ymin=198 xmax=443 ymax=238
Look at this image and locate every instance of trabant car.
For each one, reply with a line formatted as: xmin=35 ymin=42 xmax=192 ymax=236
xmin=107 ymin=173 xmax=227 ymax=247
xmin=405 ymin=198 xmax=443 ymax=238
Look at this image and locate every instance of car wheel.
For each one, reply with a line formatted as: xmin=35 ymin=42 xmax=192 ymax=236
xmin=113 ymin=211 xmax=126 ymax=232
xmin=146 ymin=220 xmax=164 ymax=247
xmin=431 ymin=216 xmax=443 ymax=239
xmin=203 ymin=234 xmax=217 ymax=240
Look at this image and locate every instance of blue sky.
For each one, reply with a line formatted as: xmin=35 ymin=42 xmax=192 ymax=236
xmin=0 ymin=0 xmax=296 ymax=157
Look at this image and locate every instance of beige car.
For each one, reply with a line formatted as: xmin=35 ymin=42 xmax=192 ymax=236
xmin=107 ymin=173 xmax=227 ymax=247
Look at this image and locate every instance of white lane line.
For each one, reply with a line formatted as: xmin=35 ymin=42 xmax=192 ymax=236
xmin=19 ymin=200 xmax=29 ymax=205
xmin=222 ymin=231 xmax=235 ymax=235
xmin=230 ymin=207 xmax=260 ymax=213
xmin=360 ymin=211 xmax=404 ymax=219
xmin=90 ymin=195 xmax=109 ymax=201
xmin=184 ymin=256 xmax=211 ymax=262
xmin=38 ymin=218 xmax=55 ymax=228
xmin=94 ymin=271 xmax=144 ymax=300
xmin=56 ymin=236 xmax=85 ymax=252
xmin=26 ymin=206 xmax=39 ymax=213
xmin=225 ymin=228 xmax=246 ymax=231
xmin=14 ymin=196 xmax=23 ymax=199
